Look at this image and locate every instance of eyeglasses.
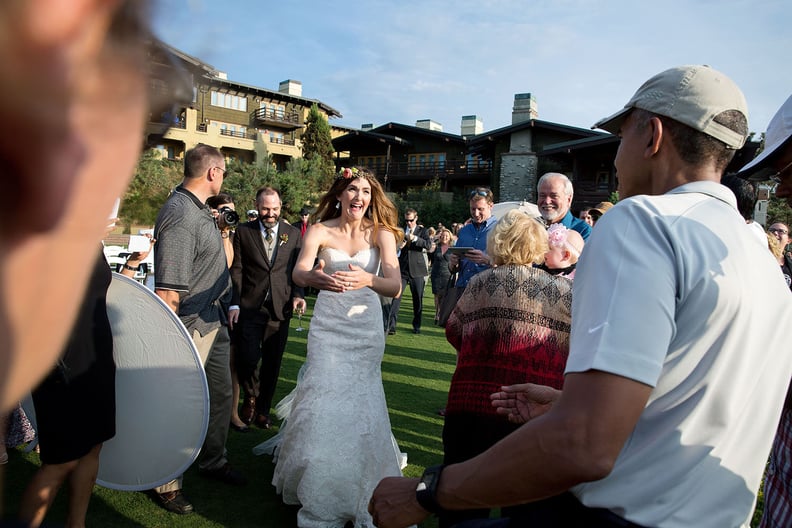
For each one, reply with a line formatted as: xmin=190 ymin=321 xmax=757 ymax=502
xmin=213 ymin=166 xmax=227 ymax=176
xmin=769 ymin=160 xmax=792 ymax=185
xmin=469 ymin=189 xmax=490 ymax=198
xmin=405 ymin=217 xmax=417 ymax=223
xmin=769 ymin=228 xmax=789 ymax=235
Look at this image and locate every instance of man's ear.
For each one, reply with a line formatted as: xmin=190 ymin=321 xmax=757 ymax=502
xmin=645 ymin=116 xmax=664 ymax=158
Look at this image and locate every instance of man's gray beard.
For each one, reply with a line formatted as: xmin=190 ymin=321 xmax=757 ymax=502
xmin=541 ymin=211 xmax=562 ymax=224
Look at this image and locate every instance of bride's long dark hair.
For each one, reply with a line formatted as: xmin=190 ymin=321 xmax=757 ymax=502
xmin=314 ymin=166 xmax=403 ymax=246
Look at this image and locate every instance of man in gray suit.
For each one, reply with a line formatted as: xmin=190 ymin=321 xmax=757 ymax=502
xmin=387 ymin=208 xmax=432 ymax=334
xmin=229 ymin=186 xmax=305 ymax=429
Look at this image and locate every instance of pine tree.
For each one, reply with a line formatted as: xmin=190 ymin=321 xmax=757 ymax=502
xmin=302 ymin=103 xmax=336 ymax=187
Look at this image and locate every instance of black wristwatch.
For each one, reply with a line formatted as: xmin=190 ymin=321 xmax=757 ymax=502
xmin=415 ymin=464 xmax=445 ymax=514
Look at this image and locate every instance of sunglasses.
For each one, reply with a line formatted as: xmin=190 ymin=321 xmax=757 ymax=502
xmin=469 ymin=189 xmax=490 ymax=198
xmin=769 ymin=227 xmax=789 ymax=235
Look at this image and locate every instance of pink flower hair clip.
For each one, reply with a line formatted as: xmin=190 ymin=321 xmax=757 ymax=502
xmin=336 ymin=166 xmax=360 ymax=180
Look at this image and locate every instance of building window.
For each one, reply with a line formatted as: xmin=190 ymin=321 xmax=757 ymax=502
xmin=360 ymin=156 xmax=387 ymax=172
xmin=408 ymin=152 xmax=446 ymax=171
xmin=210 ymin=91 xmax=248 ymax=112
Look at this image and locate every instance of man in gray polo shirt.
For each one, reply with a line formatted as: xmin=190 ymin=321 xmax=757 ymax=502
xmin=152 ymin=143 xmax=245 ymax=514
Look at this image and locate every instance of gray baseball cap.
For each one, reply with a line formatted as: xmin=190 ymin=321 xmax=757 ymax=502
xmin=593 ymin=65 xmax=748 ymax=149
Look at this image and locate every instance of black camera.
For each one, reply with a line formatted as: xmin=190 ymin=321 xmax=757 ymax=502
xmin=218 ymin=206 xmax=239 ymax=228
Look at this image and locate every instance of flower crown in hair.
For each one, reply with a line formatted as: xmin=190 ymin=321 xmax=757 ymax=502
xmin=337 ymin=167 xmax=360 ymax=180
xmin=547 ymin=223 xmax=580 ymax=257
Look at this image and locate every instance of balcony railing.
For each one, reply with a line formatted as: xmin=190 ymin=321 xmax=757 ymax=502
xmin=251 ymin=108 xmax=302 ymax=130
xmin=354 ymin=160 xmax=493 ymax=182
xmin=267 ymin=136 xmax=295 ymax=146
xmin=220 ymin=128 xmax=256 ymax=140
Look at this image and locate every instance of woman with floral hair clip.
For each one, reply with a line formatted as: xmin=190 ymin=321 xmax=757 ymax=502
xmin=540 ymin=223 xmax=585 ymax=279
xmin=256 ymin=166 xmax=408 ymax=528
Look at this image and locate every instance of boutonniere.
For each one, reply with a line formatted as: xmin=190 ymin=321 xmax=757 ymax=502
xmin=279 ymin=233 xmax=289 ymax=246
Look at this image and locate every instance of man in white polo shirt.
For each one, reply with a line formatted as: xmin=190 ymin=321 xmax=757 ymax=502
xmin=369 ymin=65 xmax=792 ymax=528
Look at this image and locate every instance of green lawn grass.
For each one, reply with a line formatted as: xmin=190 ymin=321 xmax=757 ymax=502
xmin=0 ymin=283 xmax=769 ymax=527
xmin=1 ymin=284 xmax=454 ymax=527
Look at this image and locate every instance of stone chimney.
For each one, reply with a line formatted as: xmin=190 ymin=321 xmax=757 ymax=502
xmin=512 ymin=93 xmax=539 ymax=124
xmin=416 ymin=119 xmax=443 ymax=132
xmin=461 ymin=115 xmax=483 ymax=136
xmin=278 ymin=79 xmax=302 ymax=97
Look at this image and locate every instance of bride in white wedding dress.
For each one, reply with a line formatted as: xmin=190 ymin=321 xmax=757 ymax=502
xmin=260 ymin=167 xmax=405 ymax=528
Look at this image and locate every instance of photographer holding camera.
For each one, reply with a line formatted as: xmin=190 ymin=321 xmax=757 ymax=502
xmin=206 ymin=193 xmax=250 ymax=433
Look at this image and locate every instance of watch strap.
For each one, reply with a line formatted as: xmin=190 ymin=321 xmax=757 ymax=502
xmin=416 ymin=464 xmax=445 ymax=514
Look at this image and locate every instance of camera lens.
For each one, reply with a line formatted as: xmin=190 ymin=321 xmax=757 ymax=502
xmin=219 ymin=207 xmax=239 ymax=228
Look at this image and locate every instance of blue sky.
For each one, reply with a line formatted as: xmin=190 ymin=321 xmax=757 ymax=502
xmin=152 ymin=0 xmax=790 ymax=137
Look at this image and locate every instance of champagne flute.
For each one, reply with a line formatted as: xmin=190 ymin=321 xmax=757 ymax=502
xmin=295 ymin=310 xmax=305 ymax=332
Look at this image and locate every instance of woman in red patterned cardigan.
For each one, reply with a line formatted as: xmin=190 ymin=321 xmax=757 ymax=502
xmin=441 ymin=209 xmax=574 ymax=528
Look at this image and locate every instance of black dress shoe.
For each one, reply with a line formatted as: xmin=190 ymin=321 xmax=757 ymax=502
xmin=153 ymin=490 xmax=194 ymax=514
xmin=230 ymin=422 xmax=249 ymax=433
xmin=254 ymin=414 xmax=272 ymax=429
xmin=413 ymin=328 xmax=421 ymax=334
xmin=387 ymin=329 xmax=396 ymax=335
xmin=199 ymin=463 xmax=247 ymax=486
xmin=239 ymin=397 xmax=256 ymax=425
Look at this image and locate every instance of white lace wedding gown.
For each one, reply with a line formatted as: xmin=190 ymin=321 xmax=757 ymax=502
xmin=254 ymin=247 xmax=406 ymax=528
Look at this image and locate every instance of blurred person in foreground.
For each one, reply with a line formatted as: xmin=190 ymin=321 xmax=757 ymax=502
xmin=737 ymin=93 xmax=792 ymax=528
xmin=370 ymin=65 xmax=792 ymax=528
xmin=440 ymin=209 xmax=573 ymax=528
xmin=0 ymin=0 xmax=176 ymax=414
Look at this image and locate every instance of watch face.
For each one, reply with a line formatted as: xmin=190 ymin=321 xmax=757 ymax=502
xmin=422 ymin=469 xmax=438 ymax=487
